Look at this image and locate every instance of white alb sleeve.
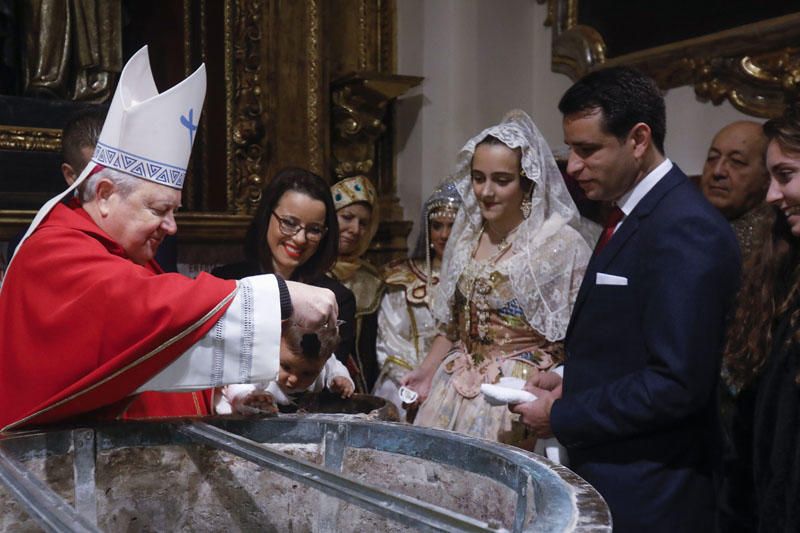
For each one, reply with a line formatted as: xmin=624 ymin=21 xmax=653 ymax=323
xmin=137 ymin=275 xmax=282 ymax=392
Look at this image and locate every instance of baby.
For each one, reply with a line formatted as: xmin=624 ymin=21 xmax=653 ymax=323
xmin=215 ymin=322 xmax=354 ymax=415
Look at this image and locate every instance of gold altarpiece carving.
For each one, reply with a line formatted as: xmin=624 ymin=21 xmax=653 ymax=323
xmin=0 ymin=0 xmax=416 ymax=264
xmin=538 ymin=0 xmax=800 ymax=119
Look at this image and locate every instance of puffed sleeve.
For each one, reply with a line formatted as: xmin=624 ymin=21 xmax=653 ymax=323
xmin=376 ymin=288 xmax=416 ymax=383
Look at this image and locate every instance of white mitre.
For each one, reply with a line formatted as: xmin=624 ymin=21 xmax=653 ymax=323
xmin=7 ymin=46 xmax=206 ymax=269
xmin=92 ymin=45 xmax=206 ymax=190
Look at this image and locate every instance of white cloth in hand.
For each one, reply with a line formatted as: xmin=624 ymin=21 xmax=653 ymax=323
xmin=480 ymin=377 xmax=538 ymax=406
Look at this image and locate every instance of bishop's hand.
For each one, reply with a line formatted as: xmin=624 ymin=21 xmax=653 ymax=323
xmin=285 ymin=280 xmax=338 ymax=331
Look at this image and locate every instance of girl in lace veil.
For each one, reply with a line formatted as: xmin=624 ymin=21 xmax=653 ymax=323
xmin=433 ymin=110 xmax=597 ymax=334
xmin=402 ymin=110 xmax=596 ymax=447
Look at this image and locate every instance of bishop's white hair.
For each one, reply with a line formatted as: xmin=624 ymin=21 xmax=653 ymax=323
xmin=78 ymin=167 xmax=146 ymax=203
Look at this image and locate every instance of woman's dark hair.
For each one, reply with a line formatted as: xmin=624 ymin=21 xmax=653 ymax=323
xmin=764 ymin=104 xmax=800 ymax=155
xmin=723 ymin=106 xmax=800 ymax=390
xmin=245 ymin=167 xmax=339 ymax=282
xmin=723 ymin=209 xmax=788 ymax=390
xmin=473 ymin=135 xmax=533 ymax=195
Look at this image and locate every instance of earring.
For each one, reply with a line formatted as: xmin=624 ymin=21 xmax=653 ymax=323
xmin=521 ymin=198 xmax=532 ymax=219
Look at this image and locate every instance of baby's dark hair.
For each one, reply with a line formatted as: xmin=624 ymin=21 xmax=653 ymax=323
xmin=282 ymin=323 xmax=340 ymax=361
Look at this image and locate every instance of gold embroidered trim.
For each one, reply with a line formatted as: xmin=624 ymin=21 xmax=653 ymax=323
xmin=385 ymin=355 xmax=414 ymax=371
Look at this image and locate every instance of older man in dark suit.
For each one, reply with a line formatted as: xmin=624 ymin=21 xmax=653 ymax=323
xmin=513 ymin=67 xmax=741 ymax=532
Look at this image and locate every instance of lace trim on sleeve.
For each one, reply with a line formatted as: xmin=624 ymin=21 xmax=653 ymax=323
xmin=238 ymin=279 xmax=255 ymax=382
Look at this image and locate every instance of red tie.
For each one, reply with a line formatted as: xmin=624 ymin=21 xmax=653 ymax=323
xmin=595 ymin=206 xmax=624 ymax=254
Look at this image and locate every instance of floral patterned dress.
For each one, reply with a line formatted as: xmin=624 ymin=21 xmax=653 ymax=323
xmin=414 ymin=252 xmax=563 ymax=446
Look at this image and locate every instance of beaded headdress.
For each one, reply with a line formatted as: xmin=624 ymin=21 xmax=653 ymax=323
xmin=427 ymin=187 xmax=461 ymax=221
xmin=330 ymin=176 xmax=380 ymax=276
xmin=331 ymin=175 xmax=378 ymax=212
xmin=411 ymin=180 xmax=462 ymax=261
xmin=409 ymin=181 xmax=462 ymax=305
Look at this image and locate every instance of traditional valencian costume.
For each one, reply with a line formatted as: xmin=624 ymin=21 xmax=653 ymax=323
xmin=0 ymin=47 xmax=284 ymax=431
xmin=329 ymin=176 xmax=384 ymax=392
xmin=414 ymin=110 xmax=597 ymax=446
xmin=373 ymin=182 xmax=461 ymax=416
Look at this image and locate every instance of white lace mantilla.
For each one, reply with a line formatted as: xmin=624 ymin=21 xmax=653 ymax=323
xmin=432 ymin=110 xmax=597 ymax=341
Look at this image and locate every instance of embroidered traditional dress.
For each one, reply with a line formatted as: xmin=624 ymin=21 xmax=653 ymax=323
xmin=415 ymin=241 xmax=566 ymax=445
xmin=330 ymin=176 xmax=384 ymax=392
xmin=373 ymin=181 xmax=461 ymax=416
xmin=374 ymin=258 xmax=439 ymax=413
xmin=414 ymin=110 xmax=597 ymax=447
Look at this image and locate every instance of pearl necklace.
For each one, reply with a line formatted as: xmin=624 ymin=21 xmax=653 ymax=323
xmin=483 ymin=221 xmax=521 ymax=256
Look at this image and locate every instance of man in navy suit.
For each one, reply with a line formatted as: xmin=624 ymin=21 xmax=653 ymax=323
xmin=512 ymin=67 xmax=740 ymax=531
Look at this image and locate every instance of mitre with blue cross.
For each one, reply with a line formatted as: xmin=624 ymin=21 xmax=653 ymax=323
xmin=90 ymin=45 xmax=205 ymax=189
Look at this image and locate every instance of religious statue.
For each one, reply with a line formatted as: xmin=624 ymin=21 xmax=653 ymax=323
xmin=20 ymin=0 xmax=122 ymax=102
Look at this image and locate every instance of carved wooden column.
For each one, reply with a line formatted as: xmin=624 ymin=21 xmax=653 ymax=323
xmin=331 ymin=73 xmax=421 ymax=265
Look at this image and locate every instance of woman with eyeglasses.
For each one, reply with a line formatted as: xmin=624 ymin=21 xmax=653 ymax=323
xmin=329 ymin=176 xmax=384 ymax=393
xmin=213 ymin=167 xmax=356 ymax=366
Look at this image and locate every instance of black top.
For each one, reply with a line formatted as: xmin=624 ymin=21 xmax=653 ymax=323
xmin=720 ymin=314 xmax=800 ymax=532
xmin=211 ymin=260 xmax=356 ymax=365
xmin=273 ymin=275 xmax=293 ymax=320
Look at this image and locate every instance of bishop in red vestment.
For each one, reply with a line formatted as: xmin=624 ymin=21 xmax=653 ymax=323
xmin=0 ymin=47 xmax=336 ymax=432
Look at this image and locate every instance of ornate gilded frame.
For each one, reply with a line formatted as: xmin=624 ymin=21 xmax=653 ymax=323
xmin=0 ymin=1 xmax=252 ymax=243
xmin=539 ymin=0 xmax=800 ymax=118
xmin=0 ymin=127 xmax=66 ymax=241
xmin=0 ymin=0 xmax=401 ymax=249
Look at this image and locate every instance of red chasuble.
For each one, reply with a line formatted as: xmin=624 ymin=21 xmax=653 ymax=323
xmin=0 ymin=202 xmax=238 ymax=431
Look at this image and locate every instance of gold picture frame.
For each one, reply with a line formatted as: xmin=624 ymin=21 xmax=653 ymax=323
xmin=539 ymin=0 xmax=800 ymax=118
xmin=0 ymin=0 xmax=404 ymax=257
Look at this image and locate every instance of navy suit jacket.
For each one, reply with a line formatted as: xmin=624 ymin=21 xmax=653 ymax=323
xmin=551 ymin=165 xmax=741 ymax=532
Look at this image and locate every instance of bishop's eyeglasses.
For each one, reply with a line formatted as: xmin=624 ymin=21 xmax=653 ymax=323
xmin=272 ymin=212 xmax=327 ymax=242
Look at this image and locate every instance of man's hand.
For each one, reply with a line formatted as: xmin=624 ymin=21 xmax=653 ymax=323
xmin=330 ymin=376 xmax=354 ymax=399
xmin=233 ymin=390 xmax=278 ymax=416
xmin=525 ymin=369 xmax=562 ymax=392
xmin=285 ymin=281 xmax=338 ymax=331
xmin=509 ymin=383 xmax=562 ymax=438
